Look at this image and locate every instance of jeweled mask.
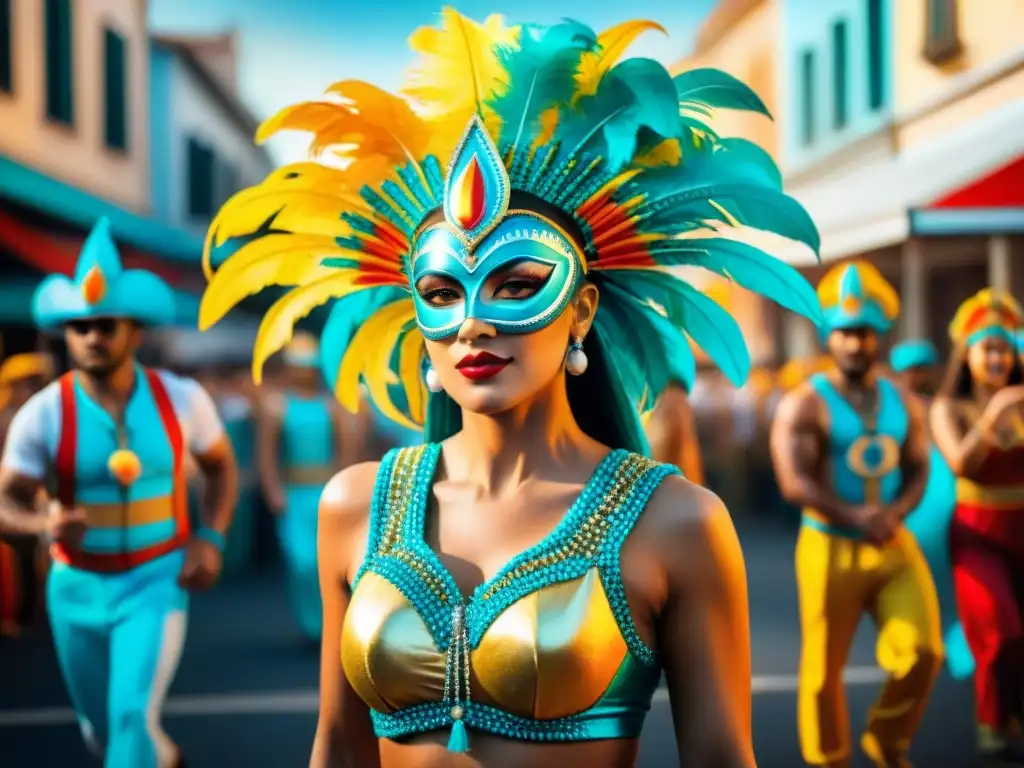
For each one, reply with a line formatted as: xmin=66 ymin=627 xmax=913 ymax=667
xmin=408 ymin=116 xmax=586 ymax=340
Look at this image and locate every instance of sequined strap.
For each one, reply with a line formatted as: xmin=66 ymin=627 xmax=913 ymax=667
xmin=354 ymin=445 xmax=432 ymax=588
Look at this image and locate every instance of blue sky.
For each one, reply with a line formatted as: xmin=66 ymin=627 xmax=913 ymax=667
xmin=149 ymin=0 xmax=717 ymax=165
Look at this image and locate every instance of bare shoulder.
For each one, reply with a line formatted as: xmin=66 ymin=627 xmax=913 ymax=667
xmin=773 ymin=381 xmax=821 ymax=428
xmin=320 ymin=461 xmax=381 ymax=527
xmin=638 ymin=473 xmax=740 ymax=580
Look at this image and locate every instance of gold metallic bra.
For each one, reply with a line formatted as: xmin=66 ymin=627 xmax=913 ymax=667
xmin=341 ymin=443 xmax=676 ymax=750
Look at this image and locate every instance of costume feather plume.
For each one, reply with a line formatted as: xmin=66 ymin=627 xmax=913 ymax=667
xmin=403 ymin=8 xmax=515 ymax=159
xmin=200 ymin=10 xmax=822 ymax=431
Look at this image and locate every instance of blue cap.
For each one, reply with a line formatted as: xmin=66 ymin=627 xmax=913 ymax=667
xmin=32 ymin=217 xmax=176 ymax=331
xmin=890 ymin=340 xmax=939 ymax=372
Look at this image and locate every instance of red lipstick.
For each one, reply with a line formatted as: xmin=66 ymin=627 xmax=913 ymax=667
xmin=456 ymin=351 xmax=512 ymax=381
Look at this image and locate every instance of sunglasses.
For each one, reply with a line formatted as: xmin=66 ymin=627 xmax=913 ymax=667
xmin=66 ymin=318 xmax=119 ymax=336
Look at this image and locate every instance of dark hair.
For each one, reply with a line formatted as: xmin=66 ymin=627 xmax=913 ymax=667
xmin=938 ymin=342 xmax=1024 ymax=399
xmin=423 ymin=329 xmax=650 ymax=454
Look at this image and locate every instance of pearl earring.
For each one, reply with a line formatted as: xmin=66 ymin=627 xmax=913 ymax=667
xmin=566 ymin=336 xmax=588 ymax=376
xmin=425 ymin=365 xmax=443 ymax=393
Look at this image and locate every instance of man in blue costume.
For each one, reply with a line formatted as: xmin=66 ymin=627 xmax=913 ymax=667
xmin=891 ymin=340 xmax=975 ymax=680
xmin=257 ymin=332 xmax=361 ymax=641
xmin=0 ymin=218 xmax=238 ymax=767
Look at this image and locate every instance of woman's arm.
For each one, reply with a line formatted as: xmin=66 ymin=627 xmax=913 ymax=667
xmin=655 ymin=478 xmax=756 ymax=767
xmin=929 ymin=397 xmax=991 ymax=478
xmin=310 ymin=462 xmax=382 ymax=768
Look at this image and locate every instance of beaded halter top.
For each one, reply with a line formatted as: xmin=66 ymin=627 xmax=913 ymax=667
xmin=341 ymin=443 xmax=678 ymax=748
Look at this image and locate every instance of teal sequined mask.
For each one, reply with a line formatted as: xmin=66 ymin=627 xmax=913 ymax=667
xmin=409 ymin=117 xmax=585 ymax=340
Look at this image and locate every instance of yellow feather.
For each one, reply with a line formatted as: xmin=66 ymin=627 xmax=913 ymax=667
xmin=817 ymin=261 xmax=899 ymax=319
xmin=200 ymin=234 xmax=401 ymax=331
xmin=251 ymin=273 xmax=374 ymax=384
xmin=202 ymin=163 xmax=375 ymax=279
xmin=533 ymin=107 xmax=560 ymax=149
xmin=574 ymin=20 xmax=666 ymax=101
xmin=325 ymin=80 xmax=429 ymax=162
xmin=402 ymin=8 xmax=516 ymax=163
xmin=335 ymin=301 xmax=421 ymax=430
xmin=396 ymin=326 xmax=427 ymax=426
xmin=633 ymin=138 xmax=682 ymax=167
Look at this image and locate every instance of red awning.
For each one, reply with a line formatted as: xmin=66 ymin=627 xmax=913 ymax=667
xmin=0 ymin=209 xmax=193 ymax=286
xmin=929 ymin=155 xmax=1024 ymax=209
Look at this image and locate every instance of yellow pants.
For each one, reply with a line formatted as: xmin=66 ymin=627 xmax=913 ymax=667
xmin=796 ymin=524 xmax=944 ymax=766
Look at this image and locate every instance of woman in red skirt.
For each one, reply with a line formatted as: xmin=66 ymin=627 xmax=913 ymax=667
xmin=931 ymin=289 xmax=1024 ymax=764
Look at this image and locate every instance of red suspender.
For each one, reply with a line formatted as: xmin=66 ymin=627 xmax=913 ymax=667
xmin=51 ymin=373 xmax=78 ymax=566
xmin=144 ymin=368 xmax=190 ymax=542
xmin=55 ymin=373 xmax=77 ymax=507
xmin=53 ymin=369 xmax=190 ymax=571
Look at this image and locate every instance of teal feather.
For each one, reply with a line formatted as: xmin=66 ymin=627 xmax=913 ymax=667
xmin=606 ymin=58 xmax=682 ymax=144
xmin=634 ymin=148 xmax=820 ymax=253
xmin=609 ymin=271 xmax=750 ymax=385
xmin=555 ymin=75 xmax=638 ymax=170
xmin=646 ymin=239 xmax=823 ymax=326
xmin=673 ymin=68 xmax=772 ymax=118
xmin=490 ymin=21 xmax=596 ymax=151
xmin=714 ymin=138 xmax=783 ymax=190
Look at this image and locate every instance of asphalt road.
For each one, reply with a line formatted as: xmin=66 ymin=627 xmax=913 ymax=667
xmin=0 ymin=516 xmax=977 ymax=767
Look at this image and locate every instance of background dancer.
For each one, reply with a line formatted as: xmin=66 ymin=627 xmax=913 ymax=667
xmin=0 ymin=218 xmax=238 ymax=767
xmin=771 ymin=262 xmax=941 ymax=768
xmin=891 ymin=339 xmax=974 ymax=682
xmin=930 ymin=289 xmax=1024 ymax=764
xmin=257 ymin=332 xmax=362 ymax=641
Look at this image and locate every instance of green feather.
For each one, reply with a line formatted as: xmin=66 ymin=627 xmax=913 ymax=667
xmin=489 ymin=21 xmax=597 ymax=151
xmin=647 ymin=238 xmax=823 ymax=326
xmin=673 ymin=68 xmax=772 ymax=118
xmin=608 ymin=271 xmax=750 ymax=385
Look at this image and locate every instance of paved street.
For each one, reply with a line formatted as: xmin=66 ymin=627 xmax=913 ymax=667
xmin=0 ymin=516 xmax=976 ymax=767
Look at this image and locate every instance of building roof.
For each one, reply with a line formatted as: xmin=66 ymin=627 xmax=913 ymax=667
xmin=151 ymin=33 xmax=267 ymax=160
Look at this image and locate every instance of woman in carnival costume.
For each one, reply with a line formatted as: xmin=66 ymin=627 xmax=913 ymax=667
xmin=931 ymin=290 xmax=1024 ymax=764
xmin=890 ymin=340 xmax=974 ymax=681
xmin=199 ymin=11 xmax=822 ymax=766
xmin=258 ymin=332 xmax=359 ymax=641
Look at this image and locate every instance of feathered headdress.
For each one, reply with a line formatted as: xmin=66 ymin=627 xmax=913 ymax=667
xmin=817 ymin=261 xmax=898 ymax=336
xmin=199 ymin=10 xmax=822 ymax=430
xmin=949 ymin=288 xmax=1024 ymax=348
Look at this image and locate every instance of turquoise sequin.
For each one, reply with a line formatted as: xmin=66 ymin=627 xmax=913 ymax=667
xmin=353 ymin=442 xmax=678 ymax=742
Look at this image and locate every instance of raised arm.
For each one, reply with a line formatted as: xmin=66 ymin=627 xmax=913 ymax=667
xmin=769 ymin=387 xmax=858 ymax=527
xmin=888 ymin=389 xmax=929 ymax=520
xmin=310 ymin=462 xmax=381 ymax=768
xmin=928 ymin=388 xmax=1024 ymax=478
xmin=656 ymin=478 xmax=755 ymax=767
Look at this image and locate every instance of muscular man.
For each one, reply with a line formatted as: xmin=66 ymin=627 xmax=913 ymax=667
xmin=645 ymin=380 xmax=704 ymax=484
xmin=257 ymin=333 xmax=364 ymax=641
xmin=770 ymin=262 xmax=941 ymax=768
xmin=0 ymin=218 xmax=238 ymax=767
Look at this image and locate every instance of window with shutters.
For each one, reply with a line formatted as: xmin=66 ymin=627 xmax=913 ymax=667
xmin=187 ymin=137 xmax=216 ymax=221
xmin=866 ymin=0 xmax=885 ymax=111
xmin=799 ymin=49 xmax=815 ymax=147
xmin=45 ymin=0 xmax=74 ymax=125
xmin=104 ymin=28 xmax=128 ymax=151
xmin=832 ymin=20 xmax=849 ymax=130
xmin=924 ymin=0 xmax=961 ymax=64
xmin=0 ymin=0 xmax=12 ymax=94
